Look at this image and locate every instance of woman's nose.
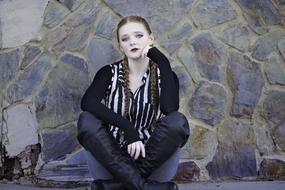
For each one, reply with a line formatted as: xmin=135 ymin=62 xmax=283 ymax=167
xmin=130 ymin=37 xmax=136 ymax=46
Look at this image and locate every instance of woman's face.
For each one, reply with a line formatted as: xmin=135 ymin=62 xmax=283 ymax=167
xmin=118 ymin=22 xmax=154 ymax=60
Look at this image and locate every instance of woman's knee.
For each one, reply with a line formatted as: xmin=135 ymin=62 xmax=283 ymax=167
xmin=159 ymin=111 xmax=190 ymax=146
xmin=78 ymin=111 xmax=101 ymax=132
xmin=77 ymin=111 xmax=102 ymax=143
xmin=162 ymin=112 xmax=189 ymax=135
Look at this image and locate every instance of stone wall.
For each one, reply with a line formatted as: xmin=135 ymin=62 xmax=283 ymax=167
xmin=0 ymin=0 xmax=285 ymax=184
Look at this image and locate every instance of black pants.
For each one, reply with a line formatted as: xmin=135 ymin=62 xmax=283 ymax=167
xmin=77 ymin=111 xmax=190 ymax=181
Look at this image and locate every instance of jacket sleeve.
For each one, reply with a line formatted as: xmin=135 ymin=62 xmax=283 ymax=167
xmin=147 ymin=47 xmax=180 ymax=114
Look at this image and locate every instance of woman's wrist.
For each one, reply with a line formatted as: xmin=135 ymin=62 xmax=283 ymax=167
xmin=124 ymin=128 xmax=141 ymax=145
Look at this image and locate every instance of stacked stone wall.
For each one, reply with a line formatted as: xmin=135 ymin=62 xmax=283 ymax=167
xmin=0 ymin=0 xmax=285 ymax=184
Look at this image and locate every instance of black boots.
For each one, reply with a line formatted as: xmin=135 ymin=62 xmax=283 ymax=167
xmin=136 ymin=111 xmax=190 ymax=178
xmin=77 ymin=111 xmax=180 ymax=190
xmin=91 ymin=179 xmax=124 ymax=190
xmin=91 ymin=179 xmax=178 ymax=190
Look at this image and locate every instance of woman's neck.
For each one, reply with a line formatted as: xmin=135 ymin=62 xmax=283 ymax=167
xmin=127 ymin=57 xmax=150 ymax=76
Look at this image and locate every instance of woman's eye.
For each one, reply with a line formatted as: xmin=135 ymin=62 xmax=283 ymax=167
xmin=121 ymin=38 xmax=128 ymax=42
xmin=136 ymin=34 xmax=143 ymax=38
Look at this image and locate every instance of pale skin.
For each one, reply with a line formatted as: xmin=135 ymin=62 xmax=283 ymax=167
xmin=118 ymin=21 xmax=154 ymax=160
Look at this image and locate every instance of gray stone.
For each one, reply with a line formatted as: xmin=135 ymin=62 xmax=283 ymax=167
xmin=58 ymin=0 xmax=83 ymax=11
xmin=0 ymin=118 xmax=2 ymax=146
xmin=189 ymin=81 xmax=226 ymax=126
xmin=206 ymin=119 xmax=257 ymax=178
xmin=173 ymin=161 xmax=200 ymax=182
xmin=96 ymin=10 xmax=119 ymax=39
xmin=251 ymin=30 xmax=285 ymax=61
xmin=242 ymin=14 xmax=269 ymax=35
xmin=272 ymin=123 xmax=285 ymax=152
xmin=65 ymin=0 xmax=100 ymax=27
xmin=187 ymin=33 xmax=227 ymax=84
xmin=0 ymin=0 xmax=48 ymax=48
xmin=35 ymin=53 xmax=90 ymax=129
xmin=274 ymin=1 xmax=285 ymax=5
xmin=43 ymin=0 xmax=69 ymax=29
xmin=192 ymin=0 xmax=237 ymax=29
xmin=259 ymin=159 xmax=285 ymax=179
xmin=213 ymin=21 xmax=251 ymax=52
xmin=161 ymin=21 xmax=193 ymax=54
xmin=87 ymin=37 xmax=121 ymax=75
xmin=234 ymin=0 xmax=284 ymax=34
xmin=273 ymin=0 xmax=285 ymax=16
xmin=41 ymin=123 xmax=78 ymax=162
xmin=0 ymin=18 xmax=2 ymax=48
xmin=255 ymin=125 xmax=276 ymax=156
xmin=265 ymin=55 xmax=285 ymax=85
xmin=21 ymin=45 xmax=42 ymax=70
xmin=104 ymin=0 xmax=194 ymax=36
xmin=43 ymin=25 xmax=70 ymax=50
xmin=3 ymin=103 xmax=39 ymax=157
xmin=0 ymin=49 xmax=20 ymax=90
xmin=44 ymin=0 xmax=100 ymax=55
xmin=38 ymin=163 xmax=90 ymax=181
xmin=228 ymin=51 xmax=264 ymax=118
xmin=278 ymin=38 xmax=285 ymax=60
xmin=173 ymin=66 xmax=193 ymax=97
xmin=177 ymin=46 xmax=200 ymax=83
xmin=6 ymin=52 xmax=52 ymax=103
xmin=66 ymin=148 xmax=87 ymax=165
xmin=44 ymin=23 xmax=92 ymax=56
xmin=55 ymin=23 xmax=92 ymax=53
xmin=263 ymin=90 xmax=285 ymax=125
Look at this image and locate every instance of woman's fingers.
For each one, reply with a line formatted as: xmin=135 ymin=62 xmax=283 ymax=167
xmin=134 ymin=141 xmax=145 ymax=159
xmin=127 ymin=141 xmax=145 ymax=159
xmin=140 ymin=142 xmax=146 ymax=158
xmin=127 ymin=143 xmax=133 ymax=156
xmin=134 ymin=143 xmax=140 ymax=160
xmin=133 ymin=141 xmax=145 ymax=159
xmin=127 ymin=142 xmax=137 ymax=157
xmin=130 ymin=143 xmax=136 ymax=157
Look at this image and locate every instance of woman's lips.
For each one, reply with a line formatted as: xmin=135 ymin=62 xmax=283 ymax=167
xmin=130 ymin=48 xmax=139 ymax=52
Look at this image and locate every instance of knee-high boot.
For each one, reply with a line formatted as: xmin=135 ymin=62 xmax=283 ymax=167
xmin=91 ymin=179 xmax=124 ymax=190
xmin=136 ymin=111 xmax=190 ymax=178
xmin=77 ymin=111 xmax=178 ymax=190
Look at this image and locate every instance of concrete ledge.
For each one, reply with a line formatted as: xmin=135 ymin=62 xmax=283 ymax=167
xmin=1 ymin=181 xmax=285 ymax=190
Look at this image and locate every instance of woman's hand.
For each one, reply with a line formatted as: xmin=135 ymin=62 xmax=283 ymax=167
xmin=142 ymin=35 xmax=154 ymax=58
xmin=142 ymin=44 xmax=154 ymax=58
xmin=127 ymin=140 xmax=145 ymax=160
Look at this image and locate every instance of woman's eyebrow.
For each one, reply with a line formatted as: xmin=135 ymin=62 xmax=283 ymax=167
xmin=121 ymin=31 xmax=144 ymax=37
xmin=121 ymin=34 xmax=129 ymax=38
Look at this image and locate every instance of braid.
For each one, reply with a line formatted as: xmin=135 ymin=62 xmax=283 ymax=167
xmin=122 ymin=57 xmax=131 ymax=118
xmin=150 ymin=60 xmax=158 ymax=127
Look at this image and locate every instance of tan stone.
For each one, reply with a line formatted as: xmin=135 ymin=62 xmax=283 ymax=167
xmin=190 ymin=126 xmax=217 ymax=160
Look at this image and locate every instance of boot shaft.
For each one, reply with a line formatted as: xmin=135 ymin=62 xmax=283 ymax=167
xmin=78 ymin=112 xmax=179 ymax=190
